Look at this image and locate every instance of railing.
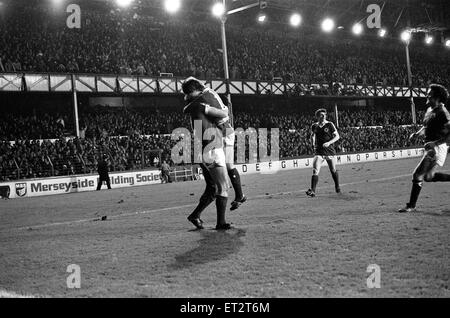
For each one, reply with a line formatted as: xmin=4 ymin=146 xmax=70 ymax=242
xmin=170 ymin=167 xmax=195 ymax=183
xmin=0 ymin=72 xmax=429 ymax=98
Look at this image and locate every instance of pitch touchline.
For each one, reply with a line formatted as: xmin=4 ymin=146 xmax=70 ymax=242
xmin=14 ymin=172 xmax=424 ymax=231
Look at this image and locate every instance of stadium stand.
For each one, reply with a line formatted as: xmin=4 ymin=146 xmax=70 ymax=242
xmin=1 ymin=3 xmax=449 ymax=87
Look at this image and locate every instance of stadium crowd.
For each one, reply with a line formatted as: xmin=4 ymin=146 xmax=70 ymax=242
xmin=0 ymin=108 xmax=423 ymax=181
xmin=0 ymin=135 xmax=174 ymax=181
xmin=0 ymin=107 xmax=420 ymax=141
xmin=1 ymin=4 xmax=449 ymax=88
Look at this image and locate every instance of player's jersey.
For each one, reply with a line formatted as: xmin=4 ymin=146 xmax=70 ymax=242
xmin=201 ymin=88 xmax=234 ymax=137
xmin=201 ymin=88 xmax=229 ymax=123
xmin=183 ymin=98 xmax=222 ymax=149
xmin=311 ymin=121 xmax=337 ymax=156
xmin=423 ymin=105 xmax=450 ymax=142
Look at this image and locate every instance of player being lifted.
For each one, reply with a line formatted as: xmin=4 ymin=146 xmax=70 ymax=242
xmin=306 ymin=108 xmax=341 ymax=197
xmin=183 ymin=77 xmax=246 ymax=210
xmin=182 ymin=78 xmax=232 ymax=230
xmin=399 ymin=84 xmax=450 ymax=213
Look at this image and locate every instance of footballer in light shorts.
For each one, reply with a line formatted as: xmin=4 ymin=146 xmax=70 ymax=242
xmin=196 ymin=80 xmax=246 ymax=210
xmin=306 ymin=108 xmax=341 ymax=197
xmin=399 ymin=84 xmax=450 ymax=213
xmin=182 ymin=77 xmax=233 ymax=231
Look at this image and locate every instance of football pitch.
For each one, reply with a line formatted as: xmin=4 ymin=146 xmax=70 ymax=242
xmin=0 ymin=157 xmax=449 ymax=298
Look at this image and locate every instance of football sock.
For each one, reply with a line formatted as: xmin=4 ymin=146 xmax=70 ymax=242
xmin=431 ymin=173 xmax=450 ymax=182
xmin=408 ymin=181 xmax=422 ymax=208
xmin=190 ymin=191 xmax=215 ymax=219
xmin=331 ymin=170 xmax=340 ymax=189
xmin=216 ymin=196 xmax=228 ymax=225
xmin=311 ymin=175 xmax=319 ymax=192
xmin=228 ymin=168 xmax=243 ymax=200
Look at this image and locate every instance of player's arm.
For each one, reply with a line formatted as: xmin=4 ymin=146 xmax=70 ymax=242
xmin=323 ymin=124 xmax=340 ymax=148
xmin=184 ymin=101 xmax=226 ymax=118
xmin=183 ymin=102 xmax=194 ymax=114
xmin=310 ymin=125 xmax=316 ymax=150
xmin=203 ymin=103 xmax=228 ymax=118
xmin=410 ymin=126 xmax=425 ymax=140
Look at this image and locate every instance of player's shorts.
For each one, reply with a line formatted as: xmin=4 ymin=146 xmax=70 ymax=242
xmin=314 ymin=154 xmax=336 ymax=161
xmin=425 ymin=143 xmax=449 ymax=167
xmin=203 ymin=147 xmax=226 ymax=168
xmin=224 ymin=131 xmax=235 ymax=147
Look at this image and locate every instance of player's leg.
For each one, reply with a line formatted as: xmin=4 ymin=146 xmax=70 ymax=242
xmin=209 ymin=164 xmax=231 ymax=230
xmin=188 ymin=164 xmax=216 ymax=229
xmin=430 ymin=171 xmax=450 ymax=181
xmin=326 ymin=156 xmax=340 ymax=193
xmin=96 ymin=178 xmax=103 ymax=191
xmin=307 ymin=156 xmax=323 ymax=197
xmin=226 ymin=162 xmax=243 ymax=201
xmin=106 ymin=176 xmax=111 ymax=189
xmin=207 ymin=148 xmax=231 ymax=230
xmin=399 ymin=153 xmax=436 ymax=212
xmin=224 ymin=131 xmax=246 ymax=210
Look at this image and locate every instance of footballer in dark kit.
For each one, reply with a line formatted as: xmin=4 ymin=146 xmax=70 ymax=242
xmin=306 ymin=108 xmax=341 ymax=197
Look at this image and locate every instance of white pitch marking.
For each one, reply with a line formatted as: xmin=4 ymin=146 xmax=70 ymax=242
xmin=16 ymin=204 xmax=195 ymax=231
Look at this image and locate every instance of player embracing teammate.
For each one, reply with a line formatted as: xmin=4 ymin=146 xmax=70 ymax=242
xmin=181 ymin=77 xmax=246 ymax=230
xmin=193 ymin=79 xmax=247 ymax=210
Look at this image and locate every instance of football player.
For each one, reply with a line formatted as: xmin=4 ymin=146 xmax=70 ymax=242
xmin=306 ymin=108 xmax=341 ymax=197
xmin=183 ymin=77 xmax=246 ymax=211
xmin=399 ymin=84 xmax=450 ymax=213
xmin=182 ymin=78 xmax=232 ymax=230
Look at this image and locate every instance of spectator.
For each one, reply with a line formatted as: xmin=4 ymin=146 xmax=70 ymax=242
xmin=160 ymin=160 xmax=171 ymax=183
xmin=96 ymin=154 xmax=111 ymax=190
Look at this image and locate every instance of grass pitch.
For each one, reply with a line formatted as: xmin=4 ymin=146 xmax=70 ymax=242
xmin=0 ymin=157 xmax=449 ymax=297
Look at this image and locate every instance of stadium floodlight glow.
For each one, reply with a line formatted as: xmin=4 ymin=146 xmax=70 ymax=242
xmin=321 ymin=18 xmax=335 ymax=33
xmin=378 ymin=28 xmax=387 ymax=38
xmin=352 ymin=23 xmax=363 ymax=35
xmin=212 ymin=2 xmax=225 ymax=17
xmin=290 ymin=13 xmax=302 ymax=27
xmin=116 ymin=0 xmax=134 ymax=8
xmin=446 ymin=40 xmax=450 ymax=47
xmin=425 ymin=35 xmax=433 ymax=45
xmin=50 ymin=0 xmax=65 ymax=6
xmin=164 ymin=0 xmax=181 ymax=14
xmin=257 ymin=14 xmax=267 ymax=23
xmin=401 ymin=30 xmax=412 ymax=43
